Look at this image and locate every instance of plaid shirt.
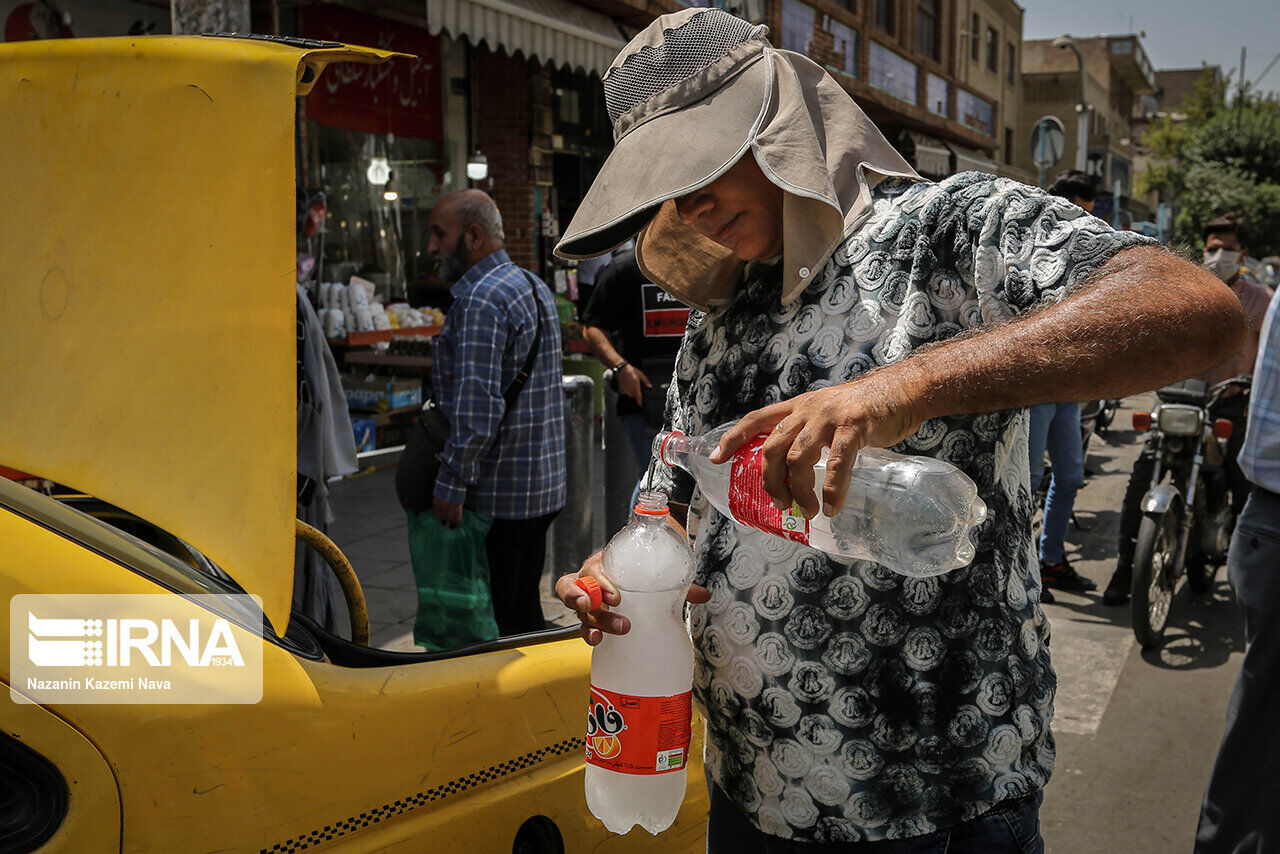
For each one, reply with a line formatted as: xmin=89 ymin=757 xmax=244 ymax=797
xmin=1241 ymin=287 xmax=1280 ymax=493
xmin=431 ymin=250 xmax=566 ymax=519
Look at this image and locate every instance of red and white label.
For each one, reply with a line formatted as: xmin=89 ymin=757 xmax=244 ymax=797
xmin=729 ymin=436 xmax=811 ymax=544
xmin=585 ymin=685 xmax=691 ymax=775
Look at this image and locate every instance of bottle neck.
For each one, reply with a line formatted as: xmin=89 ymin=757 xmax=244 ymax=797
xmin=654 ymin=431 xmax=693 ymax=469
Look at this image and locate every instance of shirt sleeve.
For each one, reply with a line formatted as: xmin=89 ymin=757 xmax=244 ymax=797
xmin=434 ymin=291 xmax=511 ymax=505
xmin=942 ymin=176 xmax=1157 ymax=321
xmin=581 ymin=260 xmax=622 ymax=332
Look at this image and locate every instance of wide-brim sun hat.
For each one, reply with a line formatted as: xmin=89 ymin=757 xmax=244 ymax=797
xmin=555 ymin=7 xmax=921 ymax=310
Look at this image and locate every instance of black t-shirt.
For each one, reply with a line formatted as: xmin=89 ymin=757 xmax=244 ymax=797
xmin=582 ymin=249 xmax=689 ymax=416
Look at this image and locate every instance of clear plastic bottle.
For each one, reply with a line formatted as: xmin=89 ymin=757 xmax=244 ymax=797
xmin=654 ymin=423 xmax=987 ymax=577
xmin=579 ymin=491 xmax=696 ymax=836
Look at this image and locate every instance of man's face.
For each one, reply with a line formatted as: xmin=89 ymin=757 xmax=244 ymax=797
xmin=1204 ymin=232 xmax=1244 ymax=257
xmin=1073 ymin=196 xmax=1095 ymax=214
xmin=427 ymin=205 xmax=472 ymax=285
xmin=673 ymin=154 xmax=785 ymax=262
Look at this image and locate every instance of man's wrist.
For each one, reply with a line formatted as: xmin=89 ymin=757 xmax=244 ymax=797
xmin=611 ymin=360 xmax=630 ymax=372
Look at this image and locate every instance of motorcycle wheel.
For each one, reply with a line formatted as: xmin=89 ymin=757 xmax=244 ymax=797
xmin=1131 ymin=509 xmax=1180 ymax=650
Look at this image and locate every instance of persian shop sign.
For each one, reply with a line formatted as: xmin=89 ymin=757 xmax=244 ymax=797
xmin=303 ymin=6 xmax=443 ymax=141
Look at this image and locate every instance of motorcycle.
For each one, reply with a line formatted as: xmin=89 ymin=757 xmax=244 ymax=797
xmin=1128 ymin=376 xmax=1252 ymax=648
xmin=1091 ymin=398 xmax=1121 ymax=434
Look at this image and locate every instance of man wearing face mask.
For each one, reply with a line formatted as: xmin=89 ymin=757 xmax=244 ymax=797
xmin=1104 ymin=212 xmax=1272 ymax=605
xmin=553 ymin=10 xmax=1245 ymax=849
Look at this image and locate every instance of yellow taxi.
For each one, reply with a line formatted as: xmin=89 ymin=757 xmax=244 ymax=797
xmin=0 ymin=34 xmax=707 ymax=852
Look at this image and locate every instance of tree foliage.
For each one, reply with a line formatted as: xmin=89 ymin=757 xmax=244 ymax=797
xmin=1139 ymin=69 xmax=1280 ymax=255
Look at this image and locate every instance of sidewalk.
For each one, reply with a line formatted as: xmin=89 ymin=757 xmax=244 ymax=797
xmin=322 ymin=432 xmax=610 ymax=650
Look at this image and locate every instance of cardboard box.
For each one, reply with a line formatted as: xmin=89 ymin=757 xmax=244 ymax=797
xmin=343 ymin=375 xmax=423 ymax=413
xmin=350 ymin=416 xmax=378 ymax=452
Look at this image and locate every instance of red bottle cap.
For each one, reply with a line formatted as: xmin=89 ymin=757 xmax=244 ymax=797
xmin=574 ymin=576 xmax=603 ymax=610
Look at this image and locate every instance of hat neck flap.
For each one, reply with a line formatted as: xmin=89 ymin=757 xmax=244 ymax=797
xmin=637 ymin=49 xmax=922 ymax=310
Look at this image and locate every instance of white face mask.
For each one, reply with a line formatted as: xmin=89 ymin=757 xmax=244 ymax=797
xmin=1203 ymin=248 xmax=1242 ymax=282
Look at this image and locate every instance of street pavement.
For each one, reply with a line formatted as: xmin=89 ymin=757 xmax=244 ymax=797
xmin=325 ymin=393 xmax=1246 ymax=851
xmin=1036 ymin=394 xmax=1244 ymax=852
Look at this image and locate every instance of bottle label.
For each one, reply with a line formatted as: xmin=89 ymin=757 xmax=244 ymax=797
xmin=729 ymin=436 xmax=811 ymax=544
xmin=585 ymin=685 xmax=691 ymax=775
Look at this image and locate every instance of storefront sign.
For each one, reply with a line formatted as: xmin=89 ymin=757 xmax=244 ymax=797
xmin=302 ymin=6 xmax=443 ymax=141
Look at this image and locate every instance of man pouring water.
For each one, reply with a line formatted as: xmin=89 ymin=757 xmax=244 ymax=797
xmin=554 ymin=9 xmax=1245 ymax=849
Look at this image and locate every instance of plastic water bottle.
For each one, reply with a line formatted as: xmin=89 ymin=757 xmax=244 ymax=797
xmin=576 ymin=491 xmax=695 ymax=836
xmin=654 ymin=423 xmax=987 ymax=577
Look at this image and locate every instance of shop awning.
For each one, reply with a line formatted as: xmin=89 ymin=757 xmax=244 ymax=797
xmin=909 ymin=132 xmax=951 ymax=179
xmin=949 ymin=143 xmax=999 ymax=176
xmin=428 ymin=0 xmax=626 ymax=77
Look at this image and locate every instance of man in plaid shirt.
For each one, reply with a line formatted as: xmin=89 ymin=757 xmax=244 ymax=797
xmin=428 ymin=190 xmax=566 ymax=635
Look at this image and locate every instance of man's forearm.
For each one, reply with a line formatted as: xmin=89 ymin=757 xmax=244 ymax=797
xmin=895 ymin=246 xmax=1248 ymax=423
xmin=584 ymin=326 xmax=624 ymax=369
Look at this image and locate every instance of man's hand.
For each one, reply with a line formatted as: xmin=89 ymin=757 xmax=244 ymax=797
xmin=710 ymin=369 xmax=924 ymax=520
xmin=433 ymin=497 xmax=463 ymax=529
xmin=616 ymin=363 xmax=652 ymax=406
xmin=556 ymin=549 xmax=710 ymax=646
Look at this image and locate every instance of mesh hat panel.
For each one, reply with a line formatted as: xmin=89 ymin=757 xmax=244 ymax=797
xmin=602 ymin=10 xmax=766 ymax=125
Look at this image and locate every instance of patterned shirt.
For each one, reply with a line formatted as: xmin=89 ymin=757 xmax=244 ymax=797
xmin=1240 ymin=287 xmax=1280 ymax=493
xmin=654 ymin=173 xmax=1153 ymax=841
xmin=432 ymin=250 xmax=567 ymax=519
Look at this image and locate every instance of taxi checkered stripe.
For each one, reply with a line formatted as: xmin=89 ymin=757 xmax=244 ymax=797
xmin=260 ymin=738 xmax=585 ymax=853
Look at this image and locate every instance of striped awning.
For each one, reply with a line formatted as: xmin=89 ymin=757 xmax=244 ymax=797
xmin=949 ymin=143 xmax=999 ymax=176
xmin=427 ymin=0 xmax=626 ymax=77
xmin=908 ymin=132 xmax=950 ymax=179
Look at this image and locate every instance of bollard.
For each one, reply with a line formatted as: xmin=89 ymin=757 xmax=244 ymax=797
xmin=602 ymin=382 xmax=641 ymax=541
xmin=549 ymin=375 xmax=595 ymax=578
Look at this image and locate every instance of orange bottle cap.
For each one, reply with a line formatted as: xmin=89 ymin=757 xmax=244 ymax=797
xmin=574 ymin=576 xmax=603 ymax=610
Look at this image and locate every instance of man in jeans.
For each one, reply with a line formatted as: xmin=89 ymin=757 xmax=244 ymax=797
xmin=1029 ymin=171 xmax=1102 ymax=603
xmin=582 ymin=241 xmax=690 ymax=507
xmin=1196 ymin=284 xmax=1280 ymax=851
xmin=1104 ymin=212 xmax=1272 ymax=605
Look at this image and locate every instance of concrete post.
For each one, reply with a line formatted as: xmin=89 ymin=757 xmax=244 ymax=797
xmin=170 ymin=0 xmax=250 ymax=34
xmin=549 ymin=375 xmax=595 ymax=577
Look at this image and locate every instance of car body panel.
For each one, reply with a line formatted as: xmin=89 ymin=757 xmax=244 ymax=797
xmin=1 ymin=493 xmax=709 ymax=851
xmin=2 ymin=686 xmax=122 ymax=853
xmin=0 ymin=35 xmax=709 ymax=852
xmin=0 ymin=36 xmax=398 ymax=634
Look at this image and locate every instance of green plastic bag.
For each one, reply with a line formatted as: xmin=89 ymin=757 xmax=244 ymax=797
xmin=406 ymin=509 xmax=499 ymax=650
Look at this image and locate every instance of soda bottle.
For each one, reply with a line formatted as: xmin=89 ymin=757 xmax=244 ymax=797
xmin=575 ymin=491 xmax=696 ymax=835
xmin=653 ymin=422 xmax=987 ymax=577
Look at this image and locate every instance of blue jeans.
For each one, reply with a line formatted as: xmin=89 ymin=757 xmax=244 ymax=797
xmin=619 ymin=411 xmax=659 ymax=508
xmin=1028 ymin=402 xmax=1085 ymax=565
xmin=707 ymin=783 xmax=1044 ymax=853
xmin=1196 ymin=489 xmax=1280 ymax=853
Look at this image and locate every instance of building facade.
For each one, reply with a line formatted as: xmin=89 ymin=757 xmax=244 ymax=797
xmin=951 ymin=0 xmax=1030 ymax=182
xmin=1019 ymin=34 xmax=1156 ymax=225
xmin=759 ymin=0 xmax=1005 ymax=181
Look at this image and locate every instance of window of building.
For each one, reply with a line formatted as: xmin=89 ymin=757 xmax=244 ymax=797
xmin=1006 ymin=42 xmax=1016 ymax=85
xmin=915 ymin=0 xmax=938 ymax=60
xmin=780 ymin=0 xmax=816 ymax=55
xmin=875 ymin=0 xmax=894 ymax=35
xmin=957 ymin=89 xmax=994 ymax=135
xmin=829 ymin=19 xmax=858 ymax=76
xmin=986 ymin=27 xmax=997 ymax=72
xmin=869 ymin=40 xmax=918 ymax=104
xmin=970 ymin=13 xmax=979 ymax=61
xmin=1004 ymin=127 xmax=1013 ymax=164
xmin=927 ymin=72 xmax=950 ymax=117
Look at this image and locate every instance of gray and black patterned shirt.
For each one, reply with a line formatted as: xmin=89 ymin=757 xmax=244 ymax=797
xmin=656 ymin=173 xmax=1154 ymax=842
